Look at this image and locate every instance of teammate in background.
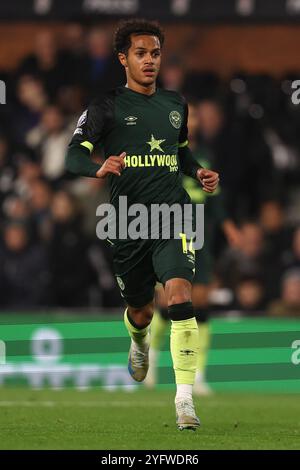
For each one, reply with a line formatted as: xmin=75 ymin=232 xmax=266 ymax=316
xmin=145 ymin=103 xmax=242 ymax=394
xmin=65 ymin=20 xmax=219 ymax=430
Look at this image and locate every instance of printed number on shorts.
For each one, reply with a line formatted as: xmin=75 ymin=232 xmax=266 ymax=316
xmin=179 ymin=233 xmax=195 ymax=256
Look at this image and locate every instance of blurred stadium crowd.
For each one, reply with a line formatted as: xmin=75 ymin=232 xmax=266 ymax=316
xmin=0 ymin=24 xmax=300 ymax=316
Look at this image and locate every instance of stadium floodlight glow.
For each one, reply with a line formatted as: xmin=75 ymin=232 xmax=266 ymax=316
xmin=236 ymin=0 xmax=255 ymax=16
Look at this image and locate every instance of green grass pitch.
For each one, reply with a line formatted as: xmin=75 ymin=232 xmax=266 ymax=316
xmin=0 ymin=388 xmax=299 ymax=450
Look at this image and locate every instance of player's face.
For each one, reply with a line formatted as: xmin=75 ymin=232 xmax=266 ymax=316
xmin=119 ymin=34 xmax=161 ymax=87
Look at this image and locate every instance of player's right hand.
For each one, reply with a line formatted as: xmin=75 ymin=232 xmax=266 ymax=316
xmin=96 ymin=152 xmax=126 ymax=178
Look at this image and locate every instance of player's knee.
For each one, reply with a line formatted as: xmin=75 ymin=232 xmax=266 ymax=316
xmin=168 ymin=292 xmax=190 ymax=305
xmin=168 ymin=302 xmax=194 ymax=321
xmin=128 ymin=302 xmax=154 ymax=327
xmin=165 ymin=279 xmax=191 ymax=306
xmin=140 ymin=304 xmax=154 ymax=322
xmin=166 ymin=287 xmax=191 ymax=306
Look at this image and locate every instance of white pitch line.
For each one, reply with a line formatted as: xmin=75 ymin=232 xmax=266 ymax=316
xmin=0 ymin=401 xmax=168 ymax=407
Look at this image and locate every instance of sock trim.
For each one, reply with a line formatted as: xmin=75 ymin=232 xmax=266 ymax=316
xmin=168 ymin=302 xmax=193 ymax=321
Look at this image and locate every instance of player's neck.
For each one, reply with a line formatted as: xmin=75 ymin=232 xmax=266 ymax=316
xmin=125 ymin=79 xmax=156 ymax=96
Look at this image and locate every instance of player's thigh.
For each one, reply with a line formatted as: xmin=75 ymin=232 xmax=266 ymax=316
xmin=112 ymin=242 xmax=156 ymax=308
xmin=152 ymin=237 xmax=195 ymax=287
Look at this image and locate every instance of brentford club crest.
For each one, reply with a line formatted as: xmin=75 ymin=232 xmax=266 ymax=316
xmin=169 ymin=110 xmax=182 ymax=129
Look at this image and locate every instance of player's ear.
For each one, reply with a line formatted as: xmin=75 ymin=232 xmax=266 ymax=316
xmin=118 ymin=53 xmax=128 ymax=68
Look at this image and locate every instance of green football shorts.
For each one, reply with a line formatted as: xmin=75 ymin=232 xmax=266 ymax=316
xmin=111 ymin=237 xmax=195 ymax=308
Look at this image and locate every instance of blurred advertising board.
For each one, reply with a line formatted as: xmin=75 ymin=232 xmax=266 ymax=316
xmin=0 ymin=314 xmax=299 ymax=391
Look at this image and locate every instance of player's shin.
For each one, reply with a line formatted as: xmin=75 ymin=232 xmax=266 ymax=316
xmin=169 ymin=302 xmax=200 ymax=429
xmin=124 ymin=308 xmax=151 ymax=382
xmin=168 ymin=302 xmax=199 ymax=401
xmin=124 ymin=308 xmax=150 ymax=348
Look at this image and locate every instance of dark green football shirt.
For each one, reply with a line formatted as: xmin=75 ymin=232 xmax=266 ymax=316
xmin=69 ymin=86 xmax=200 ymax=208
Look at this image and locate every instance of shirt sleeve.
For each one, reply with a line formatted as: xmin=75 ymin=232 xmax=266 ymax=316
xmin=178 ymin=100 xmax=202 ymax=179
xmin=69 ymin=99 xmax=107 ymax=152
xmin=178 ymin=99 xmax=189 ymax=148
xmin=66 ymin=97 xmax=110 ymax=178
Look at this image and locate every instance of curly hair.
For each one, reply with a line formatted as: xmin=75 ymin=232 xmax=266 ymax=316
xmin=113 ymin=19 xmax=164 ymax=55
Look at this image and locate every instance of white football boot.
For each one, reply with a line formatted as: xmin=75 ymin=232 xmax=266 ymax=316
xmin=175 ymin=398 xmax=201 ymax=431
xmin=127 ymin=334 xmax=150 ymax=382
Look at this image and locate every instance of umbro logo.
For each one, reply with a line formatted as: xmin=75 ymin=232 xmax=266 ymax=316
xmin=125 ymin=116 xmax=137 ymax=125
xmin=180 ymin=349 xmax=195 ymax=356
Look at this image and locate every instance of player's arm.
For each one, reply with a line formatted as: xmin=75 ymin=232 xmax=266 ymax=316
xmin=65 ymin=144 xmax=101 ymax=177
xmin=65 ymin=102 xmax=125 ymax=178
xmin=178 ymin=142 xmax=201 ymax=180
xmin=65 ymin=103 xmax=103 ymax=177
xmin=178 ymin=101 xmax=219 ymax=193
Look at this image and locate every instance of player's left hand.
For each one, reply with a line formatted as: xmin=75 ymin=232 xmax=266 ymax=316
xmin=197 ymin=168 xmax=219 ymax=193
